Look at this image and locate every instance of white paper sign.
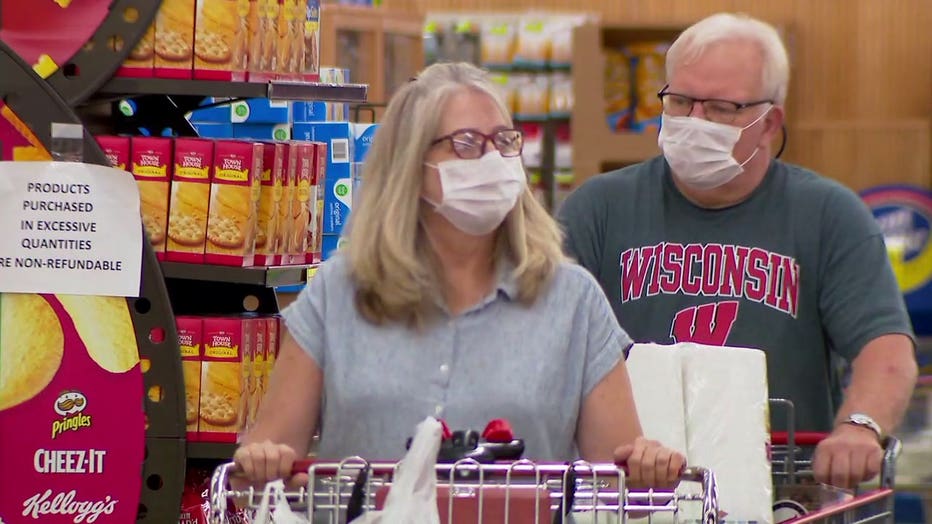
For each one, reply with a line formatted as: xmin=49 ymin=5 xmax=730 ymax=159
xmin=0 ymin=161 xmax=142 ymax=297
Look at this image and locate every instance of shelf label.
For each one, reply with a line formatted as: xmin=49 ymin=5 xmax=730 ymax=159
xmin=0 ymin=161 xmax=143 ymax=297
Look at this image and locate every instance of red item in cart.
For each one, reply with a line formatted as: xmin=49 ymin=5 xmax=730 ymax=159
xmin=481 ymin=418 xmax=514 ymax=443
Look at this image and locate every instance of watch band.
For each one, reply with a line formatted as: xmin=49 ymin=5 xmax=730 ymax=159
xmin=842 ymin=413 xmax=884 ymax=440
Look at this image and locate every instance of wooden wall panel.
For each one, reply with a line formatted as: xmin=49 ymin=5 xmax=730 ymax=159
xmin=380 ymin=0 xmax=932 ymax=188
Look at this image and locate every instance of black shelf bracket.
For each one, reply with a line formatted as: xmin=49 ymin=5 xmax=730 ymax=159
xmin=46 ymin=0 xmax=163 ymax=107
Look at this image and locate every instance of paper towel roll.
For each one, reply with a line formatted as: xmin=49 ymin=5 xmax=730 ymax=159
xmin=626 ymin=343 xmax=688 ymax=455
xmin=682 ymin=343 xmax=772 ymax=524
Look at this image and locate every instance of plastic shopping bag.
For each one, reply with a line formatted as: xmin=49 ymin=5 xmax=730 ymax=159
xmin=351 ymin=417 xmax=443 ymax=524
xmin=252 ymin=479 xmax=310 ymax=524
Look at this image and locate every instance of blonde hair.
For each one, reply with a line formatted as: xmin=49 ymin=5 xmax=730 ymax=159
xmin=667 ymin=13 xmax=790 ymax=105
xmin=344 ymin=62 xmax=567 ymax=327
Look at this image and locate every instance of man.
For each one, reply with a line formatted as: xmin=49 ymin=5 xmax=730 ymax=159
xmin=559 ymin=12 xmax=917 ymax=489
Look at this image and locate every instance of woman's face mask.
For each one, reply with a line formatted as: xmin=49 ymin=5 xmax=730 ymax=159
xmin=658 ymin=106 xmax=771 ymax=190
xmin=423 ymin=150 xmax=527 ymax=236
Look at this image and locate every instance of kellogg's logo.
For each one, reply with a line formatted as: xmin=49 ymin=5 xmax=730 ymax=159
xmin=52 ymin=391 xmax=92 ymax=439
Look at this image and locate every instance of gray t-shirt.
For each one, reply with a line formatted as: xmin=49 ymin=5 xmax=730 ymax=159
xmin=558 ymin=156 xmax=914 ymax=431
xmin=281 ymin=255 xmax=632 ymax=461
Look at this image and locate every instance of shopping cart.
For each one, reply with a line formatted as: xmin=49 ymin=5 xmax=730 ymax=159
xmin=208 ymin=458 xmax=720 ymax=524
xmin=769 ymin=398 xmax=902 ymax=523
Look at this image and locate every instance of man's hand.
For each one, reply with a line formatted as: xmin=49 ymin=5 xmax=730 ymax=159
xmin=812 ymin=424 xmax=884 ymax=489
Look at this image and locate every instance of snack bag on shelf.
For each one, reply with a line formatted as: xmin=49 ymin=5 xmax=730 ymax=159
xmin=514 ymin=73 xmax=550 ymax=120
xmin=117 ymin=22 xmax=156 ymax=78
xmin=194 ymin=0 xmax=249 ymax=81
xmin=206 ymin=140 xmax=262 ymax=266
xmin=277 ymin=142 xmax=296 ymax=265
xmin=96 ymin=135 xmax=130 ymax=171
xmin=155 ymin=0 xmax=195 ymax=78
xmin=131 ymin=136 xmax=173 ymax=260
xmin=199 ymin=316 xmax=252 ymax=443
xmin=302 ymin=0 xmax=321 ymax=81
xmin=177 ymin=316 xmax=204 ymax=441
xmin=549 ymin=17 xmax=575 ymax=68
xmin=629 ymin=41 xmax=670 ymax=133
xmin=604 ymin=48 xmax=634 ymax=132
xmin=549 ymin=72 xmax=573 ymax=118
xmin=256 ymin=142 xmax=285 ymax=266
xmin=513 ymin=17 xmax=551 ymax=68
xmin=489 ymin=72 xmax=517 ymax=115
xmin=167 ymin=138 xmax=213 ymax=263
xmin=480 ymin=18 xmax=515 ymax=68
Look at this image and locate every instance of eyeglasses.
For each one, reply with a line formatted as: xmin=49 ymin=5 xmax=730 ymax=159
xmin=431 ymin=128 xmax=523 ymax=160
xmin=657 ymin=86 xmax=772 ymax=125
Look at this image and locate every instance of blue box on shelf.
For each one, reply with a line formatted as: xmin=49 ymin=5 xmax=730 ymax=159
xmin=231 ymin=98 xmax=291 ymax=124
xmin=232 ymin=123 xmax=291 ymax=141
xmin=192 ymin=123 xmax=235 ymax=138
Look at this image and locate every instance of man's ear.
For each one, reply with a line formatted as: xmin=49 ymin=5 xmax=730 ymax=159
xmin=761 ymin=105 xmax=785 ymax=144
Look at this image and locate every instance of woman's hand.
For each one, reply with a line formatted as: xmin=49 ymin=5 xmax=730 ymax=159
xmin=613 ymin=436 xmax=685 ymax=489
xmin=233 ymin=440 xmax=298 ymax=484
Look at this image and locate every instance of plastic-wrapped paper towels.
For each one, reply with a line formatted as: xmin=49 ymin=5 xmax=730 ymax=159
xmin=627 ymin=343 xmax=772 ymax=524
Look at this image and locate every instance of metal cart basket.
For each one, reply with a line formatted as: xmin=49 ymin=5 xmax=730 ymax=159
xmin=209 ymin=458 xmax=720 ymax=524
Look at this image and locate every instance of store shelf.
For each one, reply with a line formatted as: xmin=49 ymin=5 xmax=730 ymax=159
xmin=187 ymin=441 xmax=237 ymax=461
xmin=95 ymin=78 xmax=369 ymax=103
xmin=160 ymin=262 xmax=315 ymax=288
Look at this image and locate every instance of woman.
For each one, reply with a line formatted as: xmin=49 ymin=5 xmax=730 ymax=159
xmin=235 ymin=62 xmax=684 ymax=488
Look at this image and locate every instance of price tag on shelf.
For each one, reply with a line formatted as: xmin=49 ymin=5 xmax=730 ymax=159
xmin=0 ymin=161 xmax=143 ymax=297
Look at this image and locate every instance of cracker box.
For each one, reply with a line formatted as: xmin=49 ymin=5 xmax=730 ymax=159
xmin=205 ymin=140 xmax=263 ymax=266
xmin=199 ymin=317 xmax=252 ymax=442
xmin=301 ymin=0 xmax=320 ymax=82
xmin=167 ymin=138 xmax=214 ymax=263
xmin=307 ymin=141 xmax=327 ymax=264
xmin=96 ymin=135 xmax=131 ymax=171
xmin=277 ymin=143 xmax=296 ymax=265
xmin=249 ymin=0 xmax=280 ymax=82
xmin=117 ymin=22 xmax=156 ymax=78
xmin=265 ymin=315 xmax=280 ymax=389
xmin=276 ymin=0 xmax=304 ymax=80
xmin=194 ymin=0 xmax=249 ymax=81
xmin=155 ymin=0 xmax=195 ymax=79
xmin=255 ymin=142 xmax=285 ymax=266
xmin=247 ymin=316 xmax=267 ymax=428
xmin=292 ymin=122 xmax=353 ymax=235
xmin=287 ymin=142 xmax=315 ymax=264
xmin=131 ymin=136 xmax=173 ymax=260
xmin=176 ymin=316 xmax=204 ymax=441
xmin=231 ymin=98 xmax=290 ymax=124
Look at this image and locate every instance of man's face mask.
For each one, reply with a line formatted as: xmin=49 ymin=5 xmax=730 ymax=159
xmin=423 ymin=150 xmax=527 ymax=236
xmin=658 ymin=106 xmax=772 ymax=190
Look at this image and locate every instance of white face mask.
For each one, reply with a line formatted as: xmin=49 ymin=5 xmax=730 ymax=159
xmin=424 ymin=150 xmax=527 ymax=236
xmin=658 ymin=107 xmax=770 ymax=190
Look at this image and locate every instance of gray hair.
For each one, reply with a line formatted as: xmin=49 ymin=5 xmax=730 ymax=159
xmin=666 ymin=13 xmax=790 ymax=105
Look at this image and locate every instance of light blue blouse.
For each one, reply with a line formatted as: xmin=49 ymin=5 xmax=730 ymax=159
xmin=281 ymin=255 xmax=632 ymax=461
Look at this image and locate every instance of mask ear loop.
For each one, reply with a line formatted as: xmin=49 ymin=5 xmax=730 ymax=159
xmin=775 ymin=124 xmax=788 ymax=158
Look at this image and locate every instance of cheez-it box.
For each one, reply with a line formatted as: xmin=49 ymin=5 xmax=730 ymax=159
xmin=255 ymin=142 xmax=285 ymax=266
xmin=130 ymin=136 xmax=173 ymax=260
xmin=167 ymin=138 xmax=214 ymax=263
xmin=176 ymin=316 xmax=204 ymax=441
xmin=199 ymin=317 xmax=251 ymax=442
xmin=206 ymin=140 xmax=263 ymax=266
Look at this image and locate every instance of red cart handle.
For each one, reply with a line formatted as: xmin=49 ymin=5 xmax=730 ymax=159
xmin=770 ymin=431 xmax=828 ymax=446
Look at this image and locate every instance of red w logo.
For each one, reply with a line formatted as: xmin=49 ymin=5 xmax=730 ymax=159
xmin=670 ymin=301 xmax=740 ymax=345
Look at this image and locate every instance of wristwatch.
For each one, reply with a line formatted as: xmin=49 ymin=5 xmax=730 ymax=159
xmin=842 ymin=413 xmax=884 ymax=441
